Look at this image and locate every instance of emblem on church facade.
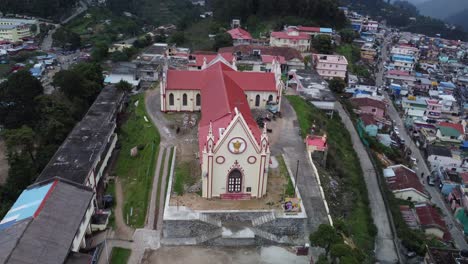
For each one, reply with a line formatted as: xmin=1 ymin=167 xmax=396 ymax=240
xmin=228 ymin=137 xmax=246 ymax=154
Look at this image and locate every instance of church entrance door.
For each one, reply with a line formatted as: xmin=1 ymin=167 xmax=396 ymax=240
xmin=227 ymin=169 xmax=242 ymax=193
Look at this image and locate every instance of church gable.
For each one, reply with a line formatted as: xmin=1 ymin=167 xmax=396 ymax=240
xmin=214 ymin=113 xmax=261 ymax=155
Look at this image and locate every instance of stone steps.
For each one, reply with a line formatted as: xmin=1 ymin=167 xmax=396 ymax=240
xmin=199 ymin=213 xmax=222 ymax=227
xmin=252 ymin=227 xmax=280 ymax=243
xmin=196 ymin=228 xmax=223 ymax=244
xmin=251 ymin=212 xmax=276 ymax=227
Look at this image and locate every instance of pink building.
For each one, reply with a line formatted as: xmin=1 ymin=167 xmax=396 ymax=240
xmin=270 ymin=28 xmax=311 ymax=52
xmin=313 ymin=54 xmax=348 ymax=80
xmin=350 ymin=97 xmax=386 ymax=119
xmin=426 ymin=99 xmax=442 ymax=119
xmin=227 ymin=28 xmax=253 ymax=46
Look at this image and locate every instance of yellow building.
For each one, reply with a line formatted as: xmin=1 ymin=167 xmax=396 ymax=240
xmin=0 ymin=18 xmax=39 ymax=42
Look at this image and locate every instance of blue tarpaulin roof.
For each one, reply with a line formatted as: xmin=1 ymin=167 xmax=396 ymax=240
xmin=439 ymin=81 xmax=456 ymax=89
xmin=320 ymin=28 xmax=333 ymax=33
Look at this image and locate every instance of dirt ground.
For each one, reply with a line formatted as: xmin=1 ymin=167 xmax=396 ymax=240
xmin=141 ymin=246 xmax=309 ymax=264
xmin=169 ymin=162 xmax=287 ymax=210
xmin=0 ymin=139 xmax=9 ymax=185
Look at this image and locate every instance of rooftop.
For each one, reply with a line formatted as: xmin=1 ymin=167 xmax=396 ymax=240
xmin=219 ymin=45 xmax=303 ymax=61
xmin=35 ymin=86 xmax=124 ymax=185
xmin=385 ymin=165 xmax=427 ymax=196
xmin=0 ymin=179 xmax=93 ymax=264
xmin=415 ymin=203 xmax=451 ymax=241
xmin=350 ymin=97 xmax=386 ymax=110
xmin=427 ymin=145 xmax=452 ymax=157
xmin=270 ymin=30 xmax=310 ymax=40
xmin=227 ymin=28 xmax=253 ymax=40
xmin=314 ymin=54 xmax=348 ymax=65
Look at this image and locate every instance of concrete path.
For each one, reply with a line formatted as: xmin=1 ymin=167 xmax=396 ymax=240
xmin=335 ymin=103 xmax=398 ymax=263
xmin=157 ymin=148 xmax=172 ymax=231
xmin=114 ymin=178 xmax=135 ymax=240
xmin=270 ymin=97 xmax=329 ymax=233
xmin=146 ymin=148 xmax=166 ymax=229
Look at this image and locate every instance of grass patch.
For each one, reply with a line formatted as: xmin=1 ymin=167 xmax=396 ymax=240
xmin=114 ymin=93 xmax=160 ymax=228
xmin=173 ymin=161 xmax=192 ymax=195
xmin=277 ymin=155 xmax=295 ymax=197
xmin=110 ymin=247 xmax=131 ymax=264
xmin=287 ymin=95 xmax=375 ymax=260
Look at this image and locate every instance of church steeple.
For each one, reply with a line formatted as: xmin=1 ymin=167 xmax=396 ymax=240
xmin=201 ymin=57 xmax=208 ymax=70
xmin=206 ymin=121 xmax=215 ymax=154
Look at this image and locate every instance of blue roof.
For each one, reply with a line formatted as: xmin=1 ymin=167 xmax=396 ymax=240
xmin=320 ymin=28 xmax=333 ymax=33
xmin=29 ymin=67 xmax=42 ymax=77
xmin=0 ymin=182 xmax=54 ymax=230
xmin=462 ymin=141 xmax=468 ymax=148
xmin=392 ymin=54 xmax=414 ymax=62
xmin=439 ymin=81 xmax=456 ymax=89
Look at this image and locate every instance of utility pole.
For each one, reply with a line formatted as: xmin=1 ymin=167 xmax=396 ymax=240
xmin=294 ymin=160 xmax=300 ymax=197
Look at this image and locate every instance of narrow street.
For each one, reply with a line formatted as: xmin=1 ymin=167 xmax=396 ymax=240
xmin=335 ymin=103 xmax=399 ymax=263
xmin=378 ymin=33 xmax=468 ymax=250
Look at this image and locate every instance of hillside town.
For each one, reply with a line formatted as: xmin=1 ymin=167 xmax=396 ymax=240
xmin=2 ymin=1 xmax=468 ymax=264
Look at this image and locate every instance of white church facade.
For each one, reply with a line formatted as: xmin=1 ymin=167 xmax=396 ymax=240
xmin=160 ymin=55 xmax=284 ymax=199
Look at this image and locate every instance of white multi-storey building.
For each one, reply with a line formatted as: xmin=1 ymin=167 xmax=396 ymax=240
xmin=313 ymin=54 xmax=348 ymax=80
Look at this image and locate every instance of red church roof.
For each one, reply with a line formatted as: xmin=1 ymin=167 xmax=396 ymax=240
xmin=196 ymin=62 xmax=263 ymax=159
xmin=227 ymin=28 xmax=253 ymax=40
xmin=188 ymin=52 xmax=234 ymax=67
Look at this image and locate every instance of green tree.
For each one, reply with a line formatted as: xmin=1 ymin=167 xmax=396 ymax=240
xmin=214 ymin=32 xmax=233 ymax=51
xmin=30 ymin=24 xmax=38 ymax=34
xmin=91 ymin=42 xmax=109 ymax=61
xmin=0 ymin=70 xmax=43 ymax=129
xmin=328 ymin=78 xmax=346 ymax=93
xmin=169 ymin=32 xmax=186 ymax=46
xmin=35 ymin=95 xmax=75 ymax=145
xmin=52 ymin=27 xmax=81 ymax=49
xmin=309 ymin=224 xmax=342 ymax=255
xmin=312 ymin=35 xmax=333 ymax=54
xmin=339 ymin=29 xmax=357 ymax=44
xmin=330 ymin=243 xmax=354 ymax=261
xmin=115 ymin=80 xmax=133 ymax=93
xmin=316 ymin=254 xmax=330 ymax=264
xmin=3 ymin=125 xmax=37 ymax=162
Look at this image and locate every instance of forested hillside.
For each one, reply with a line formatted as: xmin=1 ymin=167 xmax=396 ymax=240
xmin=0 ymin=0 xmax=79 ymax=20
xmin=209 ymin=0 xmax=347 ymax=29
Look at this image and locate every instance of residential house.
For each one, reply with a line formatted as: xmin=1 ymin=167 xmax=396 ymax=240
xmin=359 ymin=113 xmax=379 ymax=137
xmin=425 ymin=247 xmax=468 ymax=264
xmin=426 ymin=99 xmax=442 ymax=120
xmin=402 ymin=96 xmax=428 ymax=112
xmin=392 ymin=54 xmax=415 ymax=72
xmin=288 ymin=26 xmax=333 ymax=37
xmin=227 ymin=28 xmax=253 ymax=46
xmin=350 ymin=97 xmax=386 ymax=119
xmin=219 ymin=45 xmax=304 ymax=70
xmin=361 ymin=43 xmax=377 ymax=62
xmin=104 ymin=62 xmax=140 ymax=87
xmin=415 ymin=203 xmax=451 ymax=242
xmin=270 ymin=28 xmax=311 ymax=52
xmin=427 ymin=145 xmax=461 ymax=171
xmin=386 ymin=70 xmax=416 ymax=86
xmin=312 ymin=54 xmax=348 ymax=80
xmin=384 ymin=164 xmax=430 ymax=203
xmin=108 ymin=43 xmax=133 ymax=53
xmin=436 ymin=122 xmax=465 ymax=143
xmin=361 ymin=19 xmax=379 ymax=32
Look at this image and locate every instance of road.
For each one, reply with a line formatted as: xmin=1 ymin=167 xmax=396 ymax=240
xmin=377 ymin=32 xmax=468 ymax=250
xmin=335 ymin=103 xmax=399 ymax=263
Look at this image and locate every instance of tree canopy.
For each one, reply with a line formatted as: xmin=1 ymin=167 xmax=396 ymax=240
xmin=312 ymin=35 xmax=333 ymax=54
xmin=309 ymin=224 xmax=342 ymax=255
xmin=213 ymin=33 xmax=234 ymax=51
xmin=328 ymin=78 xmax=346 ymax=93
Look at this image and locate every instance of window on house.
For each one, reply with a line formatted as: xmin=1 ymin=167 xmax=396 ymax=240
xmin=372 ymin=108 xmax=376 ymax=112
xmin=255 ymin=94 xmax=260 ymax=107
xmin=196 ymin=93 xmax=201 ymax=106
xmin=268 ymin=94 xmax=273 ymax=102
xmin=169 ymin=93 xmax=174 ymax=106
xmin=182 ymin=93 xmax=187 ymax=106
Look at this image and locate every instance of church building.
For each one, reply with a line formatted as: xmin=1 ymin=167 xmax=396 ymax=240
xmin=160 ymin=55 xmax=283 ymax=199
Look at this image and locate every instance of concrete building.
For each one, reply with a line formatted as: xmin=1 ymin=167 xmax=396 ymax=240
xmin=0 ymin=179 xmax=94 ymax=264
xmin=0 ymin=18 xmax=39 ymax=42
xmin=227 ymin=28 xmax=253 ymax=46
xmin=384 ymin=165 xmax=430 ymax=203
xmin=361 ymin=43 xmax=377 ymax=62
xmin=270 ymin=28 xmax=311 ymax=52
xmin=312 ymin=54 xmax=348 ymax=80
xmin=161 ymin=56 xmax=283 ymax=199
xmin=104 ymin=62 xmax=140 ymax=87
xmin=287 ymin=26 xmax=333 ymax=37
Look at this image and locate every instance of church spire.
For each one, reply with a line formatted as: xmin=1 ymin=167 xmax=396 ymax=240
xmin=206 ymin=121 xmax=215 ymax=154
xmin=232 ymin=56 xmax=237 ymax=71
xmin=201 ymin=57 xmax=207 ymax=70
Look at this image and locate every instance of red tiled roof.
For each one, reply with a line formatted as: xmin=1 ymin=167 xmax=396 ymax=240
xmin=387 ymin=70 xmax=411 ymax=76
xmin=350 ymin=97 xmax=386 ymax=111
xmin=386 ymin=165 xmax=427 ymax=195
xmin=196 ymin=62 xmax=263 ymax=160
xmin=166 ymin=68 xmax=276 ymax=92
xmin=227 ymin=28 xmax=253 ymax=40
xmin=260 ymin=55 xmax=286 ymax=64
xmin=360 ymin=113 xmax=377 ymax=126
xmin=271 ymin=30 xmax=310 ymax=40
xmin=305 ymin=135 xmax=327 ymax=151
xmin=415 ymin=203 xmax=452 ymax=241
xmin=297 ymin=26 xmax=321 ymax=33
xmin=438 ymin=122 xmax=464 ymax=135
xmin=218 ymin=45 xmax=303 ymax=61
xmin=400 ymin=205 xmax=419 ymax=229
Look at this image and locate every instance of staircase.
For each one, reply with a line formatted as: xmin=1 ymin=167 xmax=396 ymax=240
xmin=199 ymin=213 xmax=222 ymax=227
xmin=196 ymin=228 xmax=223 ymax=244
xmin=251 ymin=212 xmax=276 ymax=227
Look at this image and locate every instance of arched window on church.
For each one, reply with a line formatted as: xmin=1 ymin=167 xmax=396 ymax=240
xmin=196 ymin=93 xmax=201 ymax=106
xmin=255 ymin=94 xmax=260 ymax=107
xmin=268 ymin=94 xmax=273 ymax=102
xmin=169 ymin=93 xmax=174 ymax=106
xmin=182 ymin=93 xmax=187 ymax=106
